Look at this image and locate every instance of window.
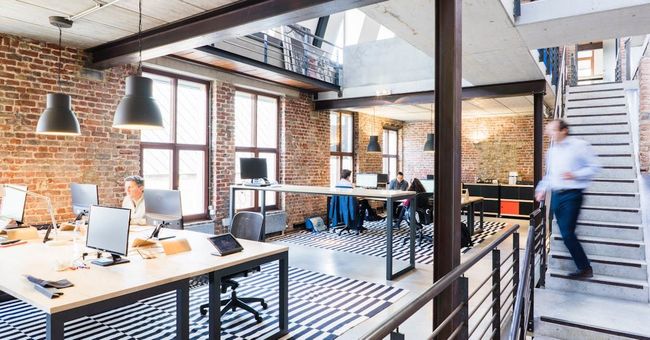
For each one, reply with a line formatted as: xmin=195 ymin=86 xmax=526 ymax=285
xmin=140 ymin=69 xmax=209 ymax=220
xmin=382 ymin=129 xmax=399 ymax=180
xmin=234 ymin=90 xmax=279 ymax=210
xmin=330 ymin=112 xmax=354 ymax=186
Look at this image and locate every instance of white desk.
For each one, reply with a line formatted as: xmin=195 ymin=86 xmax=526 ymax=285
xmin=0 ymin=229 xmax=289 ymax=340
xmin=229 ymin=184 xmax=417 ymax=280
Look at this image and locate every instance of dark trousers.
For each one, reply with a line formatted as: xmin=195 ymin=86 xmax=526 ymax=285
xmin=551 ymin=189 xmax=591 ymax=270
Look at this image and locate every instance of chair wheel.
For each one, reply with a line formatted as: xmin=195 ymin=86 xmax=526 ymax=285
xmin=199 ymin=306 xmax=208 ymax=316
xmin=261 ymin=302 xmax=268 ymax=309
xmin=255 ymin=316 xmax=263 ymax=323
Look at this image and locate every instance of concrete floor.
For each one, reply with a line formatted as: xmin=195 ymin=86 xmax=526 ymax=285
xmin=271 ymin=216 xmax=530 ymax=339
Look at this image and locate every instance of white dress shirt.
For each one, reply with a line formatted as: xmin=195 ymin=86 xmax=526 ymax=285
xmin=122 ymin=195 xmax=146 ymax=225
xmin=536 ymin=136 xmax=600 ymax=193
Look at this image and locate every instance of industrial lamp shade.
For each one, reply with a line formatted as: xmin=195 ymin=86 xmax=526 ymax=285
xmin=113 ymin=75 xmax=163 ymax=129
xmin=423 ymin=133 xmax=435 ymax=152
xmin=367 ymin=135 xmax=382 ymax=153
xmin=36 ymin=93 xmax=81 ymax=136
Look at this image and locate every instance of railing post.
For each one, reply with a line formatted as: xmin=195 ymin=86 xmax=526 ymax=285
xmin=459 ymin=276 xmax=469 ymax=339
xmin=263 ymin=33 xmax=268 ymax=64
xmin=540 ymin=206 xmax=547 ymax=287
xmin=528 ymin=244 xmax=535 ymax=333
xmin=512 ymin=232 xmax=520 ymax=302
xmin=491 ymin=249 xmax=501 ymax=340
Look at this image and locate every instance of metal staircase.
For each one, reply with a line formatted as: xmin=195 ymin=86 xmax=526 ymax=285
xmin=534 ymin=81 xmax=650 ymax=339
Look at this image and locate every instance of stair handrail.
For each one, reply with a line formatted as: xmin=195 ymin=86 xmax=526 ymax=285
xmin=508 ymin=203 xmax=547 ymax=340
xmin=633 ymin=34 xmax=650 ymax=80
xmin=553 ymin=46 xmax=568 ymax=119
xmin=361 ymin=223 xmax=522 ymax=339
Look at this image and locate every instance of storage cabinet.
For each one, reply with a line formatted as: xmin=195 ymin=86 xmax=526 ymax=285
xmin=463 ymin=183 xmax=499 ymax=216
xmin=463 ymin=183 xmax=535 ymax=219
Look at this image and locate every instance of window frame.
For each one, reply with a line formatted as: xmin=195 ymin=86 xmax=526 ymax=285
xmin=139 ymin=68 xmax=210 ymax=222
xmin=234 ymin=87 xmax=280 ymax=211
xmin=330 ymin=111 xmax=355 ymax=185
xmin=382 ymin=128 xmax=399 ymax=179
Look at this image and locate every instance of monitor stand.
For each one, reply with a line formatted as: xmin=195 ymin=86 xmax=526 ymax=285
xmin=150 ymin=221 xmax=176 ymax=241
xmin=92 ymin=253 xmax=130 ymax=267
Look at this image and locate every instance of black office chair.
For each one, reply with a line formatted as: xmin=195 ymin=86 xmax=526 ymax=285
xmin=199 ymin=212 xmax=267 ymax=322
xmin=329 ymin=195 xmax=365 ymax=235
xmin=400 ymin=193 xmax=434 ymax=246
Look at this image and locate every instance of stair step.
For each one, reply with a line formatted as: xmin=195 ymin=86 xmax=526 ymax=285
xmin=549 ymin=251 xmax=647 ymax=280
xmin=589 ymin=178 xmax=638 ymax=192
xmin=552 ymin=219 xmax=643 ymax=240
xmin=566 ymin=89 xmax=625 ymax=100
xmin=535 ymin=289 xmax=650 ymax=339
xmin=567 ymin=82 xmax=625 ymax=92
xmin=551 ymin=235 xmax=645 ymax=259
xmin=596 ymin=155 xmax=635 ymax=167
xmin=583 ymin=191 xmax=639 ymax=208
xmin=566 ymin=97 xmax=627 ymax=108
xmin=565 ymin=106 xmax=627 ymax=116
xmin=566 ymin=113 xmax=629 ymax=124
xmin=591 ymin=143 xmax=633 ymax=154
xmin=574 ymin=133 xmax=631 ymax=145
xmin=546 ymin=269 xmax=648 ymax=302
xmin=580 ymin=205 xmax=642 ymax=224
xmin=570 ymin=122 xmax=629 ymax=134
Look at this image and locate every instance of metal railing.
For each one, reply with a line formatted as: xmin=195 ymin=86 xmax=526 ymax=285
xmin=508 ymin=204 xmax=548 ymax=339
xmin=214 ymin=25 xmax=342 ymax=85
xmin=553 ymin=47 xmax=568 ymax=119
xmin=361 ymin=222 xmax=526 ymax=339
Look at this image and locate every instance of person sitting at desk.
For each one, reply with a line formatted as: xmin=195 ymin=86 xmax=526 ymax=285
xmin=393 ymin=178 xmax=428 ymax=228
xmin=336 ymin=169 xmax=375 ymax=227
xmin=122 ymin=175 xmax=147 ymax=225
xmin=388 ymin=172 xmax=409 ymax=191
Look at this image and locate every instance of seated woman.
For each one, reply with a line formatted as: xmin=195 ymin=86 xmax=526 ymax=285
xmin=393 ymin=178 xmax=429 ymax=228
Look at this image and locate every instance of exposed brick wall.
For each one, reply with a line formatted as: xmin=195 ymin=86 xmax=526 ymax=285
xmin=0 ymin=34 xmax=139 ymax=224
xmin=354 ymin=112 xmax=403 ymax=176
xmin=403 ymin=114 xmax=535 ymax=184
xmin=280 ymin=94 xmax=329 ymax=227
xmin=638 ymin=56 xmax=650 ymax=172
xmin=211 ymin=81 xmax=236 ymax=225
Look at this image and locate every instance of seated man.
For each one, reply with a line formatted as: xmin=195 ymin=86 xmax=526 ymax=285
xmin=334 ymin=169 xmax=371 ymax=230
xmin=122 ymin=175 xmax=147 ymax=225
xmin=388 ymin=172 xmax=409 ymax=191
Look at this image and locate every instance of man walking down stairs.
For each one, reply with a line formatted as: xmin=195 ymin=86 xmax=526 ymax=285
xmin=534 ymin=82 xmax=650 ymax=339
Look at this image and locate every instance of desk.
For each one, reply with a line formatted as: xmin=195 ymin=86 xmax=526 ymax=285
xmin=0 ymin=229 xmax=288 ymax=340
xmin=230 ymin=184 xmax=417 ymax=280
xmin=462 ymin=196 xmax=485 ymax=236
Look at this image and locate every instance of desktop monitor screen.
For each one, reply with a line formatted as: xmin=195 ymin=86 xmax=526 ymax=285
xmin=420 ymin=179 xmax=435 ymax=193
xmin=356 ymin=174 xmax=378 ymax=189
xmin=144 ymin=189 xmax=182 ymax=228
xmin=377 ymin=173 xmax=389 ymax=184
xmin=1 ymin=185 xmax=28 ymax=223
xmin=240 ymin=158 xmax=268 ymax=180
xmin=71 ymin=183 xmax=99 ymax=216
xmin=86 ymin=206 xmax=131 ymax=257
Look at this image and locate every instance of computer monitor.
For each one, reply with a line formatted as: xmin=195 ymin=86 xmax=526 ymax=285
xmin=86 ymin=206 xmax=131 ymax=266
xmin=240 ymin=158 xmax=268 ymax=180
xmin=70 ymin=183 xmax=98 ymax=219
xmin=356 ymin=174 xmax=378 ymax=189
xmin=377 ymin=173 xmax=389 ymax=184
xmin=144 ymin=189 xmax=183 ymax=231
xmin=420 ymin=179 xmax=435 ymax=193
xmin=1 ymin=185 xmax=28 ymax=225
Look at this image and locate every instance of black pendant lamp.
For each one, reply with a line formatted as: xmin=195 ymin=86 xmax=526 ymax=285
xmin=423 ymin=102 xmax=435 ymax=152
xmin=113 ymin=0 xmax=163 ymax=129
xmin=36 ymin=16 xmax=80 ymax=136
xmin=367 ymin=106 xmax=382 ymax=153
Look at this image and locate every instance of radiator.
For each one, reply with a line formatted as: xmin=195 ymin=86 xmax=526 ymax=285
xmin=264 ymin=210 xmax=287 ymax=234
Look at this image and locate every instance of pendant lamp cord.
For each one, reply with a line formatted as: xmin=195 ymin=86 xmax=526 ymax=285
xmin=57 ymin=26 xmax=62 ymax=93
xmin=372 ymin=106 xmax=376 ymax=135
xmin=137 ymin=0 xmax=143 ymax=75
xmin=430 ymin=102 xmax=434 ymax=133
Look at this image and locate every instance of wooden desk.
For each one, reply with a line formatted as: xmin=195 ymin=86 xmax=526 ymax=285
xmin=0 ymin=229 xmax=289 ymax=340
xmin=462 ymin=196 xmax=485 ymax=236
xmin=230 ymin=184 xmax=417 ymax=280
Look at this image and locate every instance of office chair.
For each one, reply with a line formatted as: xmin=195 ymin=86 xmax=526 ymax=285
xmin=199 ymin=212 xmax=267 ymax=322
xmin=329 ymin=194 xmax=365 ymax=235
xmin=399 ymin=193 xmax=434 ymax=246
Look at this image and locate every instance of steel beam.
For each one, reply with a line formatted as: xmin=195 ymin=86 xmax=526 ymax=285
xmin=313 ymin=80 xmax=547 ymax=110
xmin=533 ymin=92 xmax=544 ymax=190
xmin=87 ymin=0 xmax=386 ymax=69
xmin=313 ymin=16 xmax=330 ymax=48
xmin=433 ymin=0 xmax=462 ymax=338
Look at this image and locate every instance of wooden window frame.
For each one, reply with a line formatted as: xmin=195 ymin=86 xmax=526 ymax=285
xmin=330 ymin=112 xmax=355 ymax=183
xmin=382 ymin=128 xmax=399 ymax=178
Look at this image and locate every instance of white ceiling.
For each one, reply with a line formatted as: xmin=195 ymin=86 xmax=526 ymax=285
xmin=0 ymin=0 xmax=238 ymax=48
xmin=350 ymin=95 xmax=534 ymax=121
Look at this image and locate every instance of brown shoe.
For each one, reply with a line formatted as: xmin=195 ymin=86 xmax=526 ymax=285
xmin=568 ymin=267 xmax=593 ymax=278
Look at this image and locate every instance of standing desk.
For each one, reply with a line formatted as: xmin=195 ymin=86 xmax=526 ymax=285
xmin=229 ymin=184 xmax=417 ymax=280
xmin=0 ymin=229 xmax=289 ymax=340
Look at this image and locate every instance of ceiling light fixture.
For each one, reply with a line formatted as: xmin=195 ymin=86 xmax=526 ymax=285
xmin=36 ymin=16 xmax=81 ymax=136
xmin=367 ymin=106 xmax=382 ymax=153
xmin=113 ymin=0 xmax=163 ymax=129
xmin=423 ymin=102 xmax=435 ymax=152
